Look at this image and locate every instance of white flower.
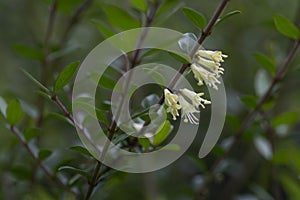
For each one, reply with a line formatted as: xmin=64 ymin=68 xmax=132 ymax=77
xmin=191 ymin=49 xmax=227 ymax=90
xmin=191 ymin=63 xmax=221 ymax=90
xmin=195 ymin=56 xmax=224 ymax=76
xmin=196 ymin=50 xmax=228 ymax=63
xmin=164 ymin=89 xmax=178 ymax=106
xmin=178 ymin=95 xmax=200 ymax=124
xmin=179 ymin=88 xmax=211 ymax=109
xmin=164 ymin=89 xmax=181 ymax=120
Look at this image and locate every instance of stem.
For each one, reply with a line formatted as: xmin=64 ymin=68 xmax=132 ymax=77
xmin=83 ymin=2 xmax=161 ymax=199
xmin=158 ymin=0 xmax=230 ymax=104
xmin=196 ymin=39 xmax=300 ymax=200
xmin=60 ymin=0 xmax=93 ymax=44
xmin=230 ymin=39 xmax=300 ymax=156
xmin=36 ymin=0 xmax=57 ymax=127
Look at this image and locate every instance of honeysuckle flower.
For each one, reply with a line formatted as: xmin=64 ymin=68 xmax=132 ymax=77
xmin=191 ymin=63 xmax=221 ymax=90
xmin=191 ymin=49 xmax=227 ymax=90
xmin=179 ymin=88 xmax=211 ymax=109
xmin=164 ymin=89 xmax=179 ymax=106
xmin=195 ymin=56 xmax=224 ymax=76
xmin=164 ymin=89 xmax=181 ymax=120
xmin=196 ymin=50 xmax=228 ymax=63
xmin=178 ymin=95 xmax=200 ymax=124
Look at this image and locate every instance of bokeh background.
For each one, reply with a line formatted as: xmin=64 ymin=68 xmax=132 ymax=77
xmin=1 ymin=0 xmax=300 ymax=199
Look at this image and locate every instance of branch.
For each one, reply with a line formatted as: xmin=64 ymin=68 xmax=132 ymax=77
xmin=159 ymin=0 xmax=230 ymax=104
xmin=83 ymin=2 xmax=161 ymax=199
xmin=196 ymin=39 xmax=300 ymax=200
xmin=60 ymin=0 xmax=93 ymax=44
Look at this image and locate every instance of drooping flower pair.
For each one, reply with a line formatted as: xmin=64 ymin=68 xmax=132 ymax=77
xmin=191 ymin=50 xmax=227 ymax=90
xmin=164 ymin=49 xmax=227 ymax=124
xmin=164 ymin=88 xmax=211 ymax=124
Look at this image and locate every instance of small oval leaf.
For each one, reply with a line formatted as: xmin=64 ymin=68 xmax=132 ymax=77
xmin=271 ymin=112 xmax=299 ymax=127
xmin=54 ymin=61 xmax=79 ymax=92
xmin=253 ymin=53 xmax=276 ymax=76
xmin=130 ymin=0 xmax=147 ymax=12
xmin=103 ymin=5 xmax=139 ymax=30
xmin=58 ymin=166 xmax=89 ymax=178
xmin=70 ymin=146 xmax=92 ymax=157
xmin=153 ymin=120 xmax=171 ymax=146
xmin=6 ymin=99 xmax=23 ymax=125
xmin=182 ymin=7 xmax=207 ymax=29
xmin=24 ymin=128 xmax=40 ymax=141
xmin=38 ymin=149 xmax=52 ymax=161
xmin=20 ymin=68 xmax=50 ymax=93
xmin=241 ymin=95 xmax=257 ymax=109
xmin=274 ymin=15 xmax=300 ymax=40
xmin=215 ymin=10 xmax=241 ymax=26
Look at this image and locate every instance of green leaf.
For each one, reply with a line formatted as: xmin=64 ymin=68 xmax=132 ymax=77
xmin=56 ymin=0 xmax=82 ymax=14
xmin=38 ymin=149 xmax=52 ymax=161
xmin=168 ymin=51 xmax=191 ymax=64
xmin=6 ymin=99 xmax=23 ymax=125
xmin=24 ymin=128 xmax=40 ymax=141
xmin=153 ymin=120 xmax=171 ymax=146
xmin=70 ymin=146 xmax=92 ymax=157
xmin=271 ymin=112 xmax=299 ymax=127
xmin=20 ymin=68 xmax=50 ymax=93
xmin=103 ymin=5 xmax=139 ymax=30
xmin=47 ymin=113 xmax=73 ymax=126
xmin=143 ymin=67 xmax=166 ymax=86
xmin=272 ymin=142 xmax=300 ymax=173
xmin=98 ymin=74 xmax=116 ymax=90
xmin=90 ymin=20 xmax=115 ymax=38
xmin=13 ymin=45 xmax=43 ymax=60
xmin=48 ymin=44 xmax=80 ymax=61
xmin=215 ymin=10 xmax=242 ymax=26
xmin=253 ymin=53 xmax=276 ymax=76
xmin=54 ymin=61 xmax=79 ymax=92
xmin=182 ymin=7 xmax=207 ymax=29
xmin=138 ymin=138 xmax=151 ymax=150
xmin=280 ymin=173 xmax=300 ymax=199
xmin=262 ymin=100 xmax=275 ymax=110
xmin=155 ymin=1 xmax=184 ymax=25
xmin=58 ymin=166 xmax=89 ymax=178
xmin=130 ymin=0 xmax=147 ymax=12
xmin=274 ymin=15 xmax=300 ymax=40
xmin=241 ymin=95 xmax=257 ymax=108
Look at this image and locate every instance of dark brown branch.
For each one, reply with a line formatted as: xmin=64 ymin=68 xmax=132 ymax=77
xmin=83 ymin=2 xmax=161 ymax=199
xmin=196 ymin=39 xmax=300 ymax=200
xmin=60 ymin=0 xmax=93 ymax=44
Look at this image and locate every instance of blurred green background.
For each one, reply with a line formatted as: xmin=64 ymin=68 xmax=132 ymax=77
xmin=1 ymin=0 xmax=300 ymax=199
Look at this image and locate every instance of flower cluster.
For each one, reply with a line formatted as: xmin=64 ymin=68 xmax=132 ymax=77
xmin=164 ymin=49 xmax=227 ymax=124
xmin=192 ymin=50 xmax=227 ymax=90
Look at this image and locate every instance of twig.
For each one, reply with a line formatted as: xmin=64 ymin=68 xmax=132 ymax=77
xmin=195 ymin=39 xmax=300 ymax=200
xmin=158 ymin=0 xmax=231 ymax=104
xmin=9 ymin=126 xmax=78 ymax=197
xmin=83 ymin=2 xmax=161 ymax=199
xmin=60 ymin=0 xmax=93 ymax=44
xmin=36 ymin=0 xmax=58 ymax=127
xmin=258 ymin=110 xmax=282 ymax=200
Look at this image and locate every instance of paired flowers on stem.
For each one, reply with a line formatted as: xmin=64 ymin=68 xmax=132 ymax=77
xmin=164 ymin=49 xmax=227 ymax=124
